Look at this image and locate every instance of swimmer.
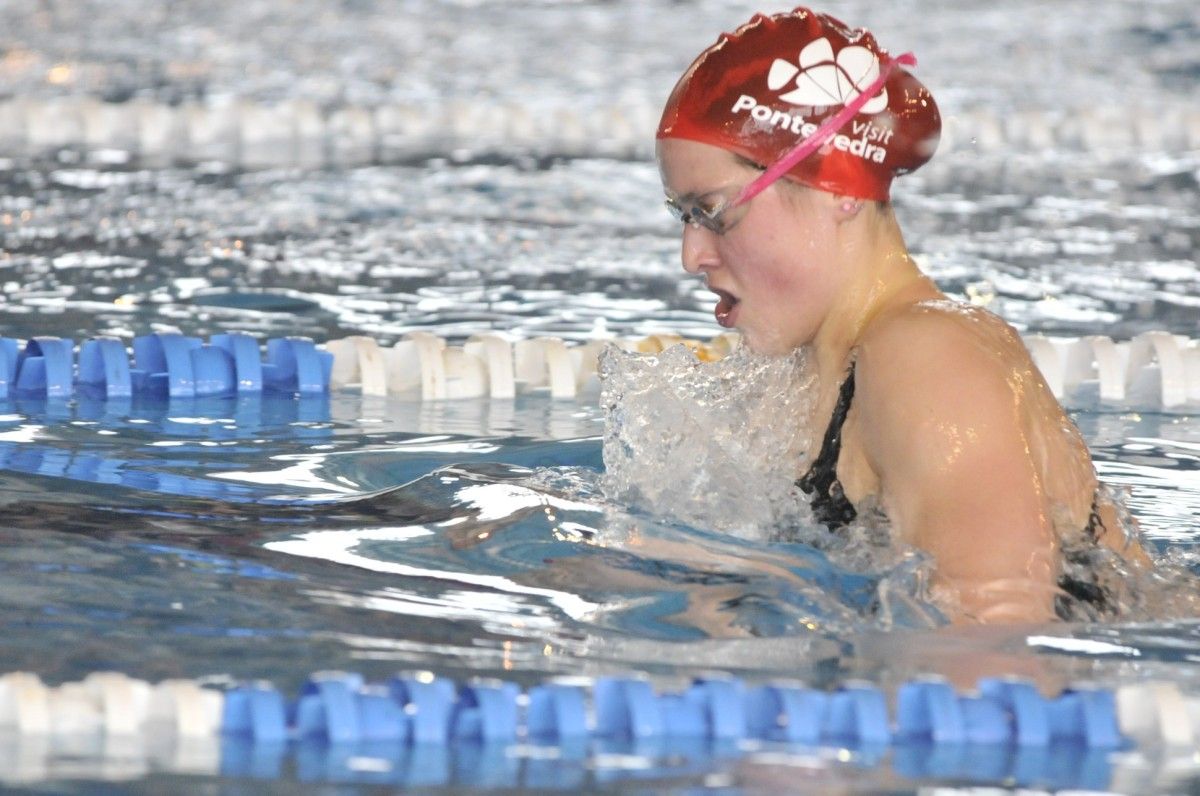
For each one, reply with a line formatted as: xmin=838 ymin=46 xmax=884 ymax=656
xmin=655 ymin=7 xmax=1149 ymax=623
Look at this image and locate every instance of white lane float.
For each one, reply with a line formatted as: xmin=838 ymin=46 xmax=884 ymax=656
xmin=1029 ymin=331 xmax=1198 ymax=410
xmin=7 ymin=97 xmax=1200 ymax=167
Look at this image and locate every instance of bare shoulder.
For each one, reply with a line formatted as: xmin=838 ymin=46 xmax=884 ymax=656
xmin=854 ymin=298 xmax=1100 ymax=531
xmin=855 ymin=299 xmax=1034 ymax=409
xmin=850 ymin=300 xmax=1059 ymax=546
xmin=860 ymin=299 xmax=1027 ymax=362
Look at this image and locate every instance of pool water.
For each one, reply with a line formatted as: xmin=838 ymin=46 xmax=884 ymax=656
xmin=1 ymin=377 xmax=1198 ymax=681
xmin=0 ymin=382 xmax=1198 ymax=789
xmin=1 ymin=0 xmax=1199 ymax=790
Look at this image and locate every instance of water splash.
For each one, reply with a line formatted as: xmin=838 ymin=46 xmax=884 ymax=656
xmin=595 ymin=341 xmax=1200 ymax=628
xmin=599 ymin=343 xmax=816 ymax=540
xmin=596 ymin=341 xmax=947 ymax=630
xmin=1055 ymin=483 xmax=1200 ymax=623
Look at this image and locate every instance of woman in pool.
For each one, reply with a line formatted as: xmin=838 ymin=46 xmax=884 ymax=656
xmin=656 ymin=7 xmax=1148 ymax=623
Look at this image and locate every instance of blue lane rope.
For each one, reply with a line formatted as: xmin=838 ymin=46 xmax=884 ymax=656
xmin=219 ymin=672 xmax=1125 ymax=748
xmin=0 ymin=669 xmax=1139 ymax=789
xmin=209 ymin=672 xmax=1129 ymax=790
xmin=0 ymin=333 xmax=334 ymax=401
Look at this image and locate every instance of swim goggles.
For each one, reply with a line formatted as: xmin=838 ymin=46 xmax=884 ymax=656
xmin=664 ymin=52 xmax=916 ymax=236
xmin=663 ymin=190 xmax=751 ymax=237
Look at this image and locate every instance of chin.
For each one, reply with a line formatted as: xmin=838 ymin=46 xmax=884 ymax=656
xmin=734 ymin=326 xmax=811 ymax=357
xmin=738 ymin=328 xmax=794 ymax=357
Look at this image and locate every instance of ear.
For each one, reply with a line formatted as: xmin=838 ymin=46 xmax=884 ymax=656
xmin=834 ymin=195 xmax=865 ymax=221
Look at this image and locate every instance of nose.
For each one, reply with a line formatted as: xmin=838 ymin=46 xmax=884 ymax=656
xmin=680 ymin=224 xmax=719 ymax=275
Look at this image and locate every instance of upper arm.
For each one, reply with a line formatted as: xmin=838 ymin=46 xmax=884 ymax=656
xmin=855 ymin=312 xmax=1060 ymax=621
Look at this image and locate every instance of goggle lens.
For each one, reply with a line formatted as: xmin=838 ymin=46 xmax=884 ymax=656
xmin=664 ymin=198 xmax=728 ymax=235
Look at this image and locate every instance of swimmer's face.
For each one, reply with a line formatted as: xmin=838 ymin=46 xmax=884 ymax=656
xmin=657 ymin=138 xmax=848 ymax=354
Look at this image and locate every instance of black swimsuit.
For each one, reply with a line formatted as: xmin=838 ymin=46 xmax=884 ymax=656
xmin=795 ymin=363 xmax=859 ymax=529
xmin=795 ymin=362 xmax=1112 ymax=619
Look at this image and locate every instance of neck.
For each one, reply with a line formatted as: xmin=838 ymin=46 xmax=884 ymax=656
xmin=810 ymin=206 xmax=940 ymax=386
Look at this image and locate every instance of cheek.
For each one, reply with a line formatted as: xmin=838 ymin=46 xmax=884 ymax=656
xmin=726 ymin=227 xmax=789 ymax=284
xmin=763 ymin=255 xmax=809 ymax=294
xmin=770 ymin=231 xmax=841 ymax=307
xmin=736 ymin=216 xmax=823 ymax=295
xmin=747 ymin=240 xmax=816 ymax=302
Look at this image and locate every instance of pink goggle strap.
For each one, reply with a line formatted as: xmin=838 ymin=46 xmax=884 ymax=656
xmin=729 ymin=52 xmax=917 ymax=208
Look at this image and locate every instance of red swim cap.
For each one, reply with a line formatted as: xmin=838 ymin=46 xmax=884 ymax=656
xmin=657 ymin=8 xmax=941 ymax=201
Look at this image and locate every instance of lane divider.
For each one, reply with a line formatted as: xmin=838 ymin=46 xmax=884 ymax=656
xmin=1024 ymin=331 xmax=1200 ymax=409
xmin=0 ymin=330 xmax=1196 ymax=410
xmin=0 ymin=332 xmax=334 ymax=400
xmin=1 ymin=670 xmax=1198 ymax=787
xmin=4 ymin=97 xmax=1199 ymax=167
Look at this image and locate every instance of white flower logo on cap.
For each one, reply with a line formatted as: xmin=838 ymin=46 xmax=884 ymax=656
xmin=767 ymin=37 xmax=888 ymax=114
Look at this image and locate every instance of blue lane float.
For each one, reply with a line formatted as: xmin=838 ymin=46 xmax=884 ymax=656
xmin=223 ymin=683 xmax=289 ymax=744
xmin=527 ymin=682 xmax=589 ymax=741
xmin=745 ymin=682 xmax=828 ymax=743
xmin=78 ymin=337 xmax=133 ymax=398
xmin=0 ymin=333 xmax=333 ymax=401
xmin=14 ymin=337 xmax=75 ymax=399
xmin=0 ymin=338 xmax=17 ymax=398
xmin=212 ymin=332 xmax=265 ymax=392
xmin=390 ymin=675 xmax=457 ymax=745
xmin=264 ymin=336 xmax=330 ymax=394
xmin=213 ymin=673 xmax=1122 ymax=749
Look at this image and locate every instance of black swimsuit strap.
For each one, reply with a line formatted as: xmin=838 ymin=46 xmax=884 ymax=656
xmin=797 ymin=363 xmax=858 ymax=528
xmin=1083 ymin=494 xmax=1105 ymax=540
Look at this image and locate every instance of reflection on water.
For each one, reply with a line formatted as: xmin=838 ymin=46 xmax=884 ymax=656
xmin=1081 ymin=411 xmax=1200 ymax=545
xmin=0 ymin=392 xmax=1195 ymax=698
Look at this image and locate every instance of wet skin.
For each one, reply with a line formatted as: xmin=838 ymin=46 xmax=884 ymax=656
xmin=657 ymin=138 xmax=1149 ymax=624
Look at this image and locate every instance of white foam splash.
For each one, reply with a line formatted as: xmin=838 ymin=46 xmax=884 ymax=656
xmin=599 ymin=343 xmax=817 ymax=540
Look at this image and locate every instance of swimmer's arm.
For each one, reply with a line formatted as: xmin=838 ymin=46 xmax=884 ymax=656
xmin=856 ymin=327 xmax=1060 ymax=624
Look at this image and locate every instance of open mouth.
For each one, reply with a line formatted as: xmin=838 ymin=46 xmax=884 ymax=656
xmin=711 ymin=287 xmax=740 ymax=328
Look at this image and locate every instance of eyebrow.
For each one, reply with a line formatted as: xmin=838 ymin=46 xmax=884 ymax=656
xmin=665 ymin=157 xmax=766 ymax=202
xmin=666 ymin=186 xmax=726 ymax=204
xmin=668 ymin=191 xmax=703 ymax=204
